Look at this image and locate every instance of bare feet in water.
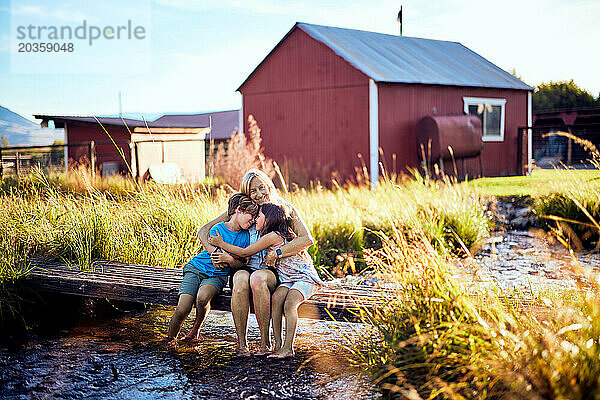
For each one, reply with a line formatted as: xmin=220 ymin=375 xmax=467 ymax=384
xmin=267 ymin=349 xmax=294 ymax=359
xmin=180 ymin=332 xmax=201 ymax=343
xmin=255 ymin=346 xmax=272 ymax=356
xmin=236 ymin=346 xmax=251 ymax=357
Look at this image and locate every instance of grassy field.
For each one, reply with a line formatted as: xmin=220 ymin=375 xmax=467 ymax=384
xmin=0 ymin=168 xmax=491 ymax=285
xmin=466 ymin=168 xmax=600 ymax=197
xmin=467 ymin=167 xmax=600 ymax=249
xmin=2 ymin=167 xmax=600 ymax=397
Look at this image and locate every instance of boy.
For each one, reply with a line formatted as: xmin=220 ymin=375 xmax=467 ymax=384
xmin=166 ymin=193 xmax=258 ymax=346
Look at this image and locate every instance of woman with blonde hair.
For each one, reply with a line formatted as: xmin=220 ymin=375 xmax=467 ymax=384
xmin=198 ymin=168 xmax=314 ymax=355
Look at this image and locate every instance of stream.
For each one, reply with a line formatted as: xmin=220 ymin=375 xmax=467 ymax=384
xmin=473 ymin=228 xmax=600 ymax=291
xmin=0 ymin=305 xmax=378 ymax=399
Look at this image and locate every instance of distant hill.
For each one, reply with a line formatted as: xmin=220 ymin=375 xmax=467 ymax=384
xmin=0 ymin=105 xmax=62 ymax=146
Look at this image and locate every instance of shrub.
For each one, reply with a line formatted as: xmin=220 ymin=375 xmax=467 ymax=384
xmin=209 ymin=114 xmax=275 ymax=190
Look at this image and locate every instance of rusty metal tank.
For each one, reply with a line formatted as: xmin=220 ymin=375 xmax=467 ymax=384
xmin=417 ymin=115 xmax=483 ymax=160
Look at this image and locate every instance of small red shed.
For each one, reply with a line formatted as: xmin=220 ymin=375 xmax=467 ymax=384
xmin=238 ymin=22 xmax=534 ymax=185
xmin=34 ymin=115 xmax=210 ymax=182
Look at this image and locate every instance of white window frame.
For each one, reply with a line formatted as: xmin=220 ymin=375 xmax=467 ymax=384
xmin=463 ymin=97 xmax=506 ymax=142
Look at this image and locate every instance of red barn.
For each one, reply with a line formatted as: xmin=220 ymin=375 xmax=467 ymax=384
xmin=34 ymin=115 xmax=210 ymax=181
xmin=35 ymin=111 xmax=242 ymax=181
xmin=238 ymin=22 xmax=534 ymax=185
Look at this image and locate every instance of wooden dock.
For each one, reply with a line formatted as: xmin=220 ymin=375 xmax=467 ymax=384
xmin=25 ymin=260 xmax=391 ymax=320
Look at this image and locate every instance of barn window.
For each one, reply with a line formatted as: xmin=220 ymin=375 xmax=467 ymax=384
xmin=463 ymin=97 xmax=506 ymax=142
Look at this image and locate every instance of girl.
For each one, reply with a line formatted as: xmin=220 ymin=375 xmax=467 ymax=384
xmin=208 ymin=203 xmax=323 ymax=358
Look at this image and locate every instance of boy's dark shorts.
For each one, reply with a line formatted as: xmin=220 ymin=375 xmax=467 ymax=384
xmin=179 ymin=264 xmax=228 ymax=296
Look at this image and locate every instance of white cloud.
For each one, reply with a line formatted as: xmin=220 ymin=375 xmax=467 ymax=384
xmin=12 ymin=4 xmax=84 ymax=22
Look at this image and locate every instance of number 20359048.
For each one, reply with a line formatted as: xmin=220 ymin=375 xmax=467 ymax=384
xmin=18 ymin=43 xmax=74 ymax=52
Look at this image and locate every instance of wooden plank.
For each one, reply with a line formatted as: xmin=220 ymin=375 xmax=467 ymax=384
xmin=25 ymin=262 xmax=391 ymax=321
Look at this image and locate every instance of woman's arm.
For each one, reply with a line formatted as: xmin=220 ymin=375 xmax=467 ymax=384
xmin=198 ymin=211 xmax=228 ymax=254
xmin=209 ymin=231 xmax=282 ymax=257
xmin=264 ymin=204 xmax=314 ymax=265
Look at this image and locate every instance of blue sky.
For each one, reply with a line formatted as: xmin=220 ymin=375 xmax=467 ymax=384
xmin=1 ymin=0 xmax=599 ymax=122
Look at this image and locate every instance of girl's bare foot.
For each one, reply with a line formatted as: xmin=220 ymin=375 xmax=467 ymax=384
xmin=267 ymin=348 xmax=294 ymax=359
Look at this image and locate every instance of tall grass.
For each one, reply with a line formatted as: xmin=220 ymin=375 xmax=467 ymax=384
xmin=348 ymin=221 xmax=600 ymax=399
xmin=0 ymin=174 xmax=225 ymax=279
xmin=534 ymin=134 xmax=600 ymax=251
xmin=290 ymin=173 xmax=490 ymax=270
xmin=0 ymin=168 xmax=491 ymax=283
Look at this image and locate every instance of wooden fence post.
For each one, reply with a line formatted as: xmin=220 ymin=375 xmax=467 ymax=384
xmin=567 ymin=126 xmax=573 ymax=166
xmin=15 ymin=152 xmax=20 ymax=177
xmin=89 ymin=141 xmax=96 ymax=179
xmin=0 ymin=148 xmax=3 ymax=179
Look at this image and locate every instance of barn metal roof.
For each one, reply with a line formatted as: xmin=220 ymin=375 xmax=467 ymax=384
xmin=241 ymin=22 xmax=533 ymax=91
xmin=33 ymin=115 xmax=149 ymax=128
xmin=153 ymin=110 xmax=239 ymax=140
xmin=34 ymin=111 xmax=240 ymax=140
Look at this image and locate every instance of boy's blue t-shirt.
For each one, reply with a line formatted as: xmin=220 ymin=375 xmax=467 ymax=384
xmin=188 ymin=222 xmax=250 ymax=277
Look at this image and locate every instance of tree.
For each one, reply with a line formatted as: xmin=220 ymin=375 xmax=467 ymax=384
xmin=508 ymin=68 xmax=522 ymax=80
xmin=533 ymin=80 xmax=599 ymax=112
xmin=0 ymin=135 xmax=8 ymax=148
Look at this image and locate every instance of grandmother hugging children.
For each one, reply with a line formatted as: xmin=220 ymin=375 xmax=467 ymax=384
xmin=166 ymin=191 xmax=324 ymax=359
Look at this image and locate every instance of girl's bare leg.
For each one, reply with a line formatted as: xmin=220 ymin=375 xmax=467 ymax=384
xmin=270 ymin=289 xmax=304 ymax=358
xmin=270 ymin=286 xmax=290 ymax=352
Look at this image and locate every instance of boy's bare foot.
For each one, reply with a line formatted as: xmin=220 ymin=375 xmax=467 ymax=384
xmin=255 ymin=346 xmax=272 ymax=356
xmin=236 ymin=346 xmax=251 ymax=357
xmin=181 ymin=332 xmax=200 ymax=342
xmin=267 ymin=349 xmax=294 ymax=359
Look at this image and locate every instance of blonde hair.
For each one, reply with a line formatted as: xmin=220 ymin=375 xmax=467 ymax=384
xmin=240 ymin=169 xmax=279 ymax=202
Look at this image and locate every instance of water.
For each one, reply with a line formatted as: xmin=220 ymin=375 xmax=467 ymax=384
xmin=470 ymin=228 xmax=600 ymax=292
xmin=0 ymin=306 xmax=379 ymax=399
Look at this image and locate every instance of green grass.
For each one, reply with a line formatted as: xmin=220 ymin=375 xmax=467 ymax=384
xmin=467 ymin=167 xmax=600 ymax=249
xmin=3 ymin=169 xmax=600 ymax=397
xmin=347 ymin=223 xmax=600 ymax=399
xmin=290 ymin=176 xmax=491 ymax=270
xmin=466 ymin=168 xmax=600 ymax=198
xmin=0 ymin=169 xmax=492 ymax=284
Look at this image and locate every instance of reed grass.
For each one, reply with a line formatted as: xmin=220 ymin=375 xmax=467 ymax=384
xmin=0 ymin=167 xmax=491 ymax=284
xmin=534 ymin=168 xmax=600 ymax=250
xmin=347 ymin=220 xmax=600 ymax=399
xmin=532 ymin=135 xmax=600 ymax=251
